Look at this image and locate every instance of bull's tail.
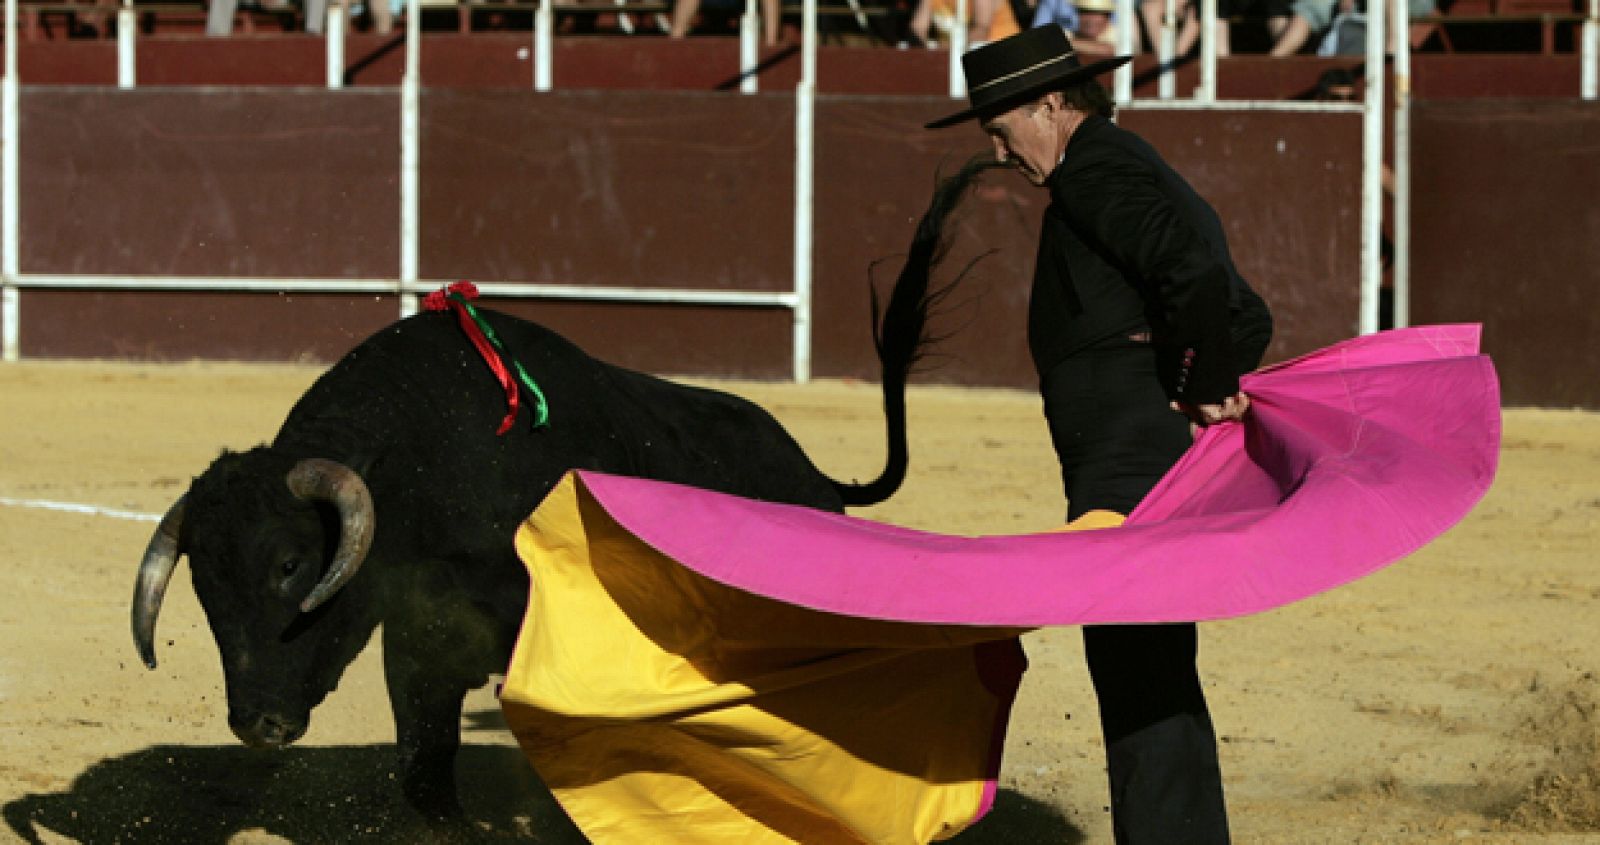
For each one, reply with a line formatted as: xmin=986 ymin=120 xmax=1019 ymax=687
xmin=833 ymin=156 xmax=1002 ymax=508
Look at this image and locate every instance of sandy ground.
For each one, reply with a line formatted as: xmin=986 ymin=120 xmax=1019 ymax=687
xmin=1 ymin=358 xmax=1597 ymax=844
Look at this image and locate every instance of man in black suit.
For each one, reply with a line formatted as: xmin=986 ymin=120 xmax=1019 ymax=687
xmin=927 ymin=25 xmax=1273 ymax=845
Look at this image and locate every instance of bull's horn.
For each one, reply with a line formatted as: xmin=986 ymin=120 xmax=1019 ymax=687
xmin=286 ymin=459 xmax=375 ymax=614
xmin=132 ymin=496 xmax=187 ymax=670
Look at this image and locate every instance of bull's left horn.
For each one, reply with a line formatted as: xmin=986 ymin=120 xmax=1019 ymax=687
xmin=132 ymin=496 xmax=187 ymax=670
xmin=286 ymin=459 xmax=375 ymax=614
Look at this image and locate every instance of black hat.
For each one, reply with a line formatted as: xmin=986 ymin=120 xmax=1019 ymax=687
xmin=925 ymin=26 xmax=1131 ymax=130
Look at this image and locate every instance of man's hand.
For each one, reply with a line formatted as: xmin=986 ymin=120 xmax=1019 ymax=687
xmin=1170 ymin=391 xmax=1252 ymax=433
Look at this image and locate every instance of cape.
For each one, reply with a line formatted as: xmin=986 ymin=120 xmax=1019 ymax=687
xmin=498 ymin=324 xmax=1500 ymax=843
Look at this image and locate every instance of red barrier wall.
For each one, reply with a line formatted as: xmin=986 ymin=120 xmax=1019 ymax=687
xmin=2 ymin=46 xmax=1590 ymax=405
xmin=5 ymin=87 xmax=1362 ymax=390
xmin=13 ymin=88 xmax=1597 ymax=407
xmin=1408 ymin=99 xmax=1600 ymax=408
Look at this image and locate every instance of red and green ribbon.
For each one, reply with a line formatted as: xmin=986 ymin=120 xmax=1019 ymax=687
xmin=423 ymin=281 xmax=550 ymax=435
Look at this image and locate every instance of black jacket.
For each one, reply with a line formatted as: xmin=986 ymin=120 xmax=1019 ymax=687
xmin=1028 ymin=114 xmax=1273 ymax=403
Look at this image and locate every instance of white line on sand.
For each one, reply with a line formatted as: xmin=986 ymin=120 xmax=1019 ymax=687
xmin=0 ymin=496 xmax=161 ymax=522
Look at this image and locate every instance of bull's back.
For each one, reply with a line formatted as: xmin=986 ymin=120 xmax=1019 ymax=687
xmin=284 ymin=310 xmax=838 ymax=512
xmin=480 ymin=311 xmax=843 ymax=511
xmin=593 ymin=366 xmax=844 ymax=511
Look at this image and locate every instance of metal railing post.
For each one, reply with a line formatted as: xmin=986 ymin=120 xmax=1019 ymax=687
xmin=117 ymin=1 xmax=136 ymax=89
xmin=1358 ymin=0 xmax=1386 ymax=335
xmin=948 ymin=0 xmax=967 ymax=98
xmin=1198 ymin=0 xmax=1217 ymax=102
xmin=1114 ymin=0 xmax=1134 ymax=104
xmin=740 ymin=0 xmax=759 ymax=94
xmin=1583 ymin=0 xmax=1597 ymax=99
xmin=535 ymin=0 xmax=553 ymax=92
xmin=1159 ymin=0 xmax=1177 ymax=99
xmin=793 ymin=0 xmax=816 ymax=382
xmin=326 ymin=0 xmax=346 ymax=90
xmin=2 ymin=0 xmax=18 ymax=361
xmin=399 ymin=0 xmax=421 ymax=317
xmin=1392 ymin=0 xmax=1411 ymax=328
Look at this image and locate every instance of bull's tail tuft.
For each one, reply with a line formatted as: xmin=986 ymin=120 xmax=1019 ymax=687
xmin=834 ymin=155 xmax=1003 ymax=508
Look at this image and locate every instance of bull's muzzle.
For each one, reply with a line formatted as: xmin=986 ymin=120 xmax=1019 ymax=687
xmin=229 ymin=711 xmax=309 ymax=748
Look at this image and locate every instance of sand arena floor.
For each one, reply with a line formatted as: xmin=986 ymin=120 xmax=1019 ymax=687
xmin=1 ymin=359 xmax=1597 ymax=844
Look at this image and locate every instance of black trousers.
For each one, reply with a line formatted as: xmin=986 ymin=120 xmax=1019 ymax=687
xmin=1042 ymin=345 xmax=1231 ymax=845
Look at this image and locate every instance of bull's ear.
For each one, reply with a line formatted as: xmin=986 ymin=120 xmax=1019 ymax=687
xmin=350 ymin=451 xmax=378 ymax=477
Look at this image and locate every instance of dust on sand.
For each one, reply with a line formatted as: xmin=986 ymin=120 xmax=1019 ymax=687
xmin=2 ymin=360 xmax=1597 ymax=844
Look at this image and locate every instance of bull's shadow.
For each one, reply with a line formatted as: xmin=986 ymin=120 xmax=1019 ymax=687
xmin=949 ymin=789 xmax=1087 ymax=844
xmin=3 ymin=740 xmax=584 ymax=844
xmin=5 ymin=726 xmax=1083 ymax=843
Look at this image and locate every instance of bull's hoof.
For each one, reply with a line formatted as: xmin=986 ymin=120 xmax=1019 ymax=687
xmin=420 ymin=811 xmax=482 ymax=843
xmin=404 ymin=781 xmax=472 ymax=834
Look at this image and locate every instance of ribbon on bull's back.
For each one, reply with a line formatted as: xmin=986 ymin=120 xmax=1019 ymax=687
xmin=424 ymin=281 xmax=550 ymax=434
xmin=498 ymin=325 xmax=1499 ymax=843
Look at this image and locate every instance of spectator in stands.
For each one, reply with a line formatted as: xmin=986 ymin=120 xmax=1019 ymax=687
xmin=908 ymin=0 xmax=1022 ymax=47
xmin=206 ymin=0 xmax=329 ymax=35
xmin=1270 ymin=0 xmax=1437 ymax=55
xmin=1137 ymin=0 xmax=1290 ymax=57
xmin=366 ymin=0 xmax=396 ymax=34
xmin=670 ymin=0 xmax=781 ymax=45
xmin=1269 ymin=0 xmax=1338 ymax=54
xmin=1031 ymin=0 xmax=1141 ymax=54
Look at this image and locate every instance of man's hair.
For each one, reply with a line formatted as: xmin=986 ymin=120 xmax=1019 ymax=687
xmin=1056 ymin=80 xmax=1116 ymax=119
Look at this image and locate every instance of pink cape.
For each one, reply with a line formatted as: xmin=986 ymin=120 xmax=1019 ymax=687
xmin=498 ymin=325 xmax=1498 ymax=843
xmin=561 ymin=325 xmax=1500 ymax=626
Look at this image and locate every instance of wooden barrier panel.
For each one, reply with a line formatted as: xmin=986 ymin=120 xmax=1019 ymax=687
xmin=19 ymin=88 xmax=400 ymax=278
xmin=1410 ymin=99 xmax=1600 ymax=408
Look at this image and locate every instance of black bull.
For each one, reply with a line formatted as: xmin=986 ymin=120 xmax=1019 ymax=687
xmin=131 ymin=159 xmax=997 ymax=822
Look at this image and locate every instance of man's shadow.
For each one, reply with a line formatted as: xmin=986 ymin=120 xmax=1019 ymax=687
xmin=6 ymin=707 xmax=1084 ymax=843
xmin=950 ymin=789 xmax=1089 ymax=844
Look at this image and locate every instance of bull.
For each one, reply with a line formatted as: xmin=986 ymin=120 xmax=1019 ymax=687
xmin=131 ymin=159 xmax=995 ymax=825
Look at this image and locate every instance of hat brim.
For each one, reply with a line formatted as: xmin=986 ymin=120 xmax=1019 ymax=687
xmin=924 ymin=55 xmax=1132 ymax=130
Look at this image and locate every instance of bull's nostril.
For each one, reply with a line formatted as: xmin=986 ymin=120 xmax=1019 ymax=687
xmin=231 ymin=712 xmax=306 ymax=748
xmin=259 ymin=715 xmax=290 ymax=742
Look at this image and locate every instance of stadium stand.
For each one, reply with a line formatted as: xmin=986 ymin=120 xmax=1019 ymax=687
xmin=7 ymin=0 xmax=1589 ymax=55
xmin=1420 ymin=0 xmax=1584 ymax=53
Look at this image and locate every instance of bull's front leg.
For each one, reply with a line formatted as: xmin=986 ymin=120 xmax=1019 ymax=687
xmin=382 ymin=628 xmax=473 ymax=825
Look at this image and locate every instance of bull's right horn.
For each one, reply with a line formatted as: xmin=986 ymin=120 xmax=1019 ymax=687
xmin=132 ymin=496 xmax=187 ymax=670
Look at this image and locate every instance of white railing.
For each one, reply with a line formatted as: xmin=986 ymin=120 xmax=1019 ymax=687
xmin=1585 ymin=0 xmax=1598 ymax=99
xmin=399 ymin=0 xmax=422 ymax=317
xmin=2 ymin=0 xmax=16 ymax=362
xmin=1358 ymin=0 xmax=1387 ymax=335
xmin=0 ymin=0 xmax=819 ymax=378
xmin=793 ymin=0 xmax=818 ymax=382
xmin=17 ymin=0 xmax=1587 ymax=361
xmin=1114 ymin=0 xmax=1134 ymax=103
xmin=1394 ymin=0 xmax=1414 ymax=329
xmin=118 ymin=0 xmax=136 ymax=88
